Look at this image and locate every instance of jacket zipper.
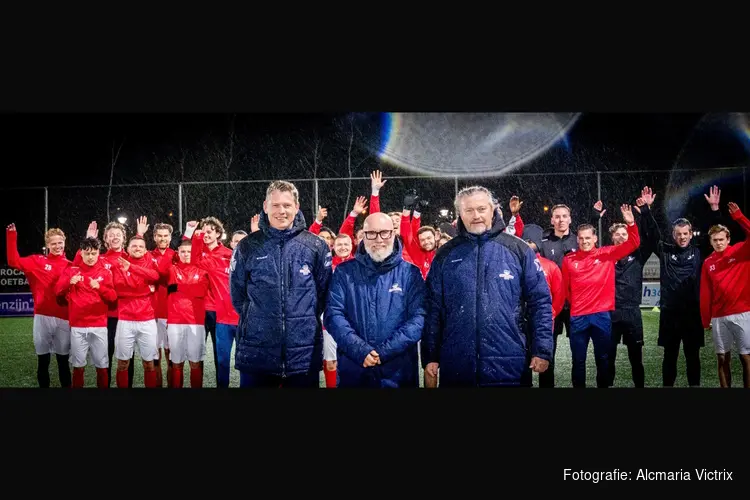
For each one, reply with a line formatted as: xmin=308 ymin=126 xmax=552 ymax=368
xmin=475 ymin=238 xmax=482 ymax=387
xmin=279 ymin=240 xmax=286 ymax=378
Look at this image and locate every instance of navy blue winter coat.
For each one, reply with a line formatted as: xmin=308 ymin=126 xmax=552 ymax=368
xmin=421 ymin=209 xmax=553 ymax=387
xmin=324 ymin=238 xmax=426 ymax=388
xmin=229 ymin=210 xmax=332 ymax=377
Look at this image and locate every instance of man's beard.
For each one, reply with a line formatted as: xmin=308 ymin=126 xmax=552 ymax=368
xmin=366 ymin=245 xmax=393 ymax=262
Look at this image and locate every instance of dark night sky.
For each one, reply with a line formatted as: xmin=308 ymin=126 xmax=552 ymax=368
xmin=0 ymin=112 xmax=730 ymax=187
xmin=2 ymin=112 xmax=749 ymax=258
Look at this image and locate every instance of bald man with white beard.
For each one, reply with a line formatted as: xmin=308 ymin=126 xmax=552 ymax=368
xmin=324 ymin=213 xmax=427 ymax=388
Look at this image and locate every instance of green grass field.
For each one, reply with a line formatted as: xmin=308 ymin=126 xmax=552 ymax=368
xmin=0 ymin=311 xmax=744 ymax=387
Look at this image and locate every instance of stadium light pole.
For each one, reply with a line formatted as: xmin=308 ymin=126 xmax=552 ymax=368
xmin=178 ymin=183 xmax=183 ymax=234
xmin=44 ymin=186 xmax=48 ymax=233
xmin=596 ymin=171 xmax=602 ymax=242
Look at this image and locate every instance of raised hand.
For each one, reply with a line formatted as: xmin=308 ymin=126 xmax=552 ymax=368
xmin=6 ymin=223 xmax=16 ymax=232
xmin=371 ymin=170 xmax=387 ymax=191
xmin=509 ymin=195 xmax=523 ymax=215
xmin=641 ymin=186 xmax=656 ymax=206
xmin=316 ymin=206 xmax=328 ymax=222
xmin=634 ymin=197 xmax=645 ymax=214
xmin=728 ymin=202 xmax=740 ymax=214
xmin=594 ymin=200 xmax=607 ymax=217
xmin=137 ymin=216 xmax=149 ymax=235
xmin=250 ymin=214 xmax=260 ymax=233
xmin=352 ymin=196 xmax=368 ymax=215
xmin=704 ymin=185 xmax=721 ymax=210
xmin=621 ymin=204 xmax=634 ymax=225
xmin=86 ymin=221 xmax=98 ymax=238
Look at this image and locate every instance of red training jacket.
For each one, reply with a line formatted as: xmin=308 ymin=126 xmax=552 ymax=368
xmin=167 ymin=261 xmax=210 ymax=325
xmin=191 ymin=233 xmax=238 ymax=326
xmin=148 ymin=247 xmax=176 ymax=320
xmin=6 ymin=228 xmax=70 ymax=320
xmin=75 ymin=248 xmax=126 ymax=318
xmin=111 ymin=254 xmax=160 ymax=322
xmin=562 ymin=223 xmax=640 ymax=317
xmin=537 ymin=253 xmax=565 ymax=319
xmin=700 ymin=209 xmax=750 ymax=328
xmin=55 ymin=261 xmax=117 ymax=328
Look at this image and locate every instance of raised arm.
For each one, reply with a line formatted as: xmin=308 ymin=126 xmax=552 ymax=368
xmin=369 ymin=170 xmax=385 ymax=214
xmin=309 ymin=207 xmax=326 ymax=235
xmin=727 ymin=203 xmax=750 ymax=260
xmin=599 ymin=205 xmax=641 ymax=261
xmin=5 ymin=224 xmax=35 ymax=272
xmin=338 ymin=196 xmax=367 ymax=241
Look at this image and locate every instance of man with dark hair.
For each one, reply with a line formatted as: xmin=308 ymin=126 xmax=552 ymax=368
xmin=603 ymin=187 xmax=660 ymax=388
xmin=112 ymin=235 xmax=161 ymax=388
xmin=230 ymin=180 xmax=332 ymax=387
xmin=647 ymin=185 xmax=724 ymax=387
xmin=561 ymin=205 xmax=640 ymax=388
xmin=700 ymin=202 xmax=750 ymax=388
xmin=135 ymin=216 xmax=177 ymax=388
xmin=55 ymin=237 xmax=117 ymax=388
xmin=78 ymin=220 xmax=135 ymax=386
xmin=166 ymin=239 xmax=210 ymax=388
xmin=422 ymin=185 xmax=552 ymax=387
xmin=190 ymin=216 xmax=237 ymax=388
xmin=230 ymin=230 xmax=247 ymax=249
xmin=6 ymin=223 xmax=72 ymax=387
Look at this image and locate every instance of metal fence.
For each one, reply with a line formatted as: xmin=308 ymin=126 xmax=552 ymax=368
xmin=2 ymin=167 xmax=748 ymax=258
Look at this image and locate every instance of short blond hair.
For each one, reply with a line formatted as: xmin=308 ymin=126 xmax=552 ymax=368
xmin=44 ymin=228 xmax=65 ymax=244
xmin=709 ymin=224 xmax=730 ymax=239
xmin=266 ymin=180 xmax=299 ymax=205
xmin=104 ymin=222 xmax=127 ymax=239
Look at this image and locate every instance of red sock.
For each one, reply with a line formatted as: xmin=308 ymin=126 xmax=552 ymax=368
xmin=171 ymin=367 xmax=183 ymax=388
xmin=155 ymin=363 xmax=163 ymax=388
xmin=190 ymin=366 xmax=203 ymax=388
xmin=324 ymin=366 xmax=337 ymax=388
xmin=96 ymin=368 xmax=108 ymax=389
xmin=72 ymin=367 xmax=85 ymax=388
xmin=144 ymin=369 xmax=157 ymax=388
xmin=116 ymin=370 xmax=129 ymax=388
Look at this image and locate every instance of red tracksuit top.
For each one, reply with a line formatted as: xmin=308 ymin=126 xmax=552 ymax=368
xmin=6 ymin=229 xmax=70 ymax=320
xmin=111 ymin=255 xmax=160 ymax=322
xmin=55 ymin=261 xmax=117 ymax=328
xmin=74 ymin=248 xmax=126 ymax=318
xmin=148 ymin=247 xmax=176 ymax=320
xmin=537 ymin=252 xmax=565 ymax=319
xmin=562 ymin=222 xmax=640 ymax=317
xmin=191 ymin=233 xmax=238 ymax=326
xmin=700 ymin=209 xmax=750 ymax=328
xmin=167 ymin=261 xmax=210 ymax=325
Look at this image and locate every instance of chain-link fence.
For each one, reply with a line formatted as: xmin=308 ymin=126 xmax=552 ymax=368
xmin=2 ymin=167 xmax=748 ymax=262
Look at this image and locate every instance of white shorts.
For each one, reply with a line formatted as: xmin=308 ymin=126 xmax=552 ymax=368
xmin=114 ymin=319 xmax=159 ymax=362
xmin=712 ymin=311 xmax=750 ymax=355
xmin=156 ymin=318 xmax=168 ymax=349
xmin=323 ymin=330 xmax=337 ymax=361
xmin=70 ymin=327 xmax=108 ymax=368
xmin=167 ymin=323 xmax=206 ymax=364
xmin=33 ymin=314 xmax=71 ymax=356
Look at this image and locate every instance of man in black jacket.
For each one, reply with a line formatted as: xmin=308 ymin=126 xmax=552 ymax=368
xmin=648 ymin=185 xmax=724 ymax=387
xmin=605 ymin=187 xmax=660 ymax=387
